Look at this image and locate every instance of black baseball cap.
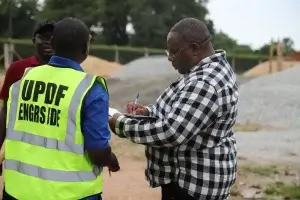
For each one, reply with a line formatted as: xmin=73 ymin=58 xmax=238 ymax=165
xmin=33 ymin=19 xmax=57 ymax=37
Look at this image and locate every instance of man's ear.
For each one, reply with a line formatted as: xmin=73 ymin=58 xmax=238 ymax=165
xmin=50 ymin=36 xmax=54 ymax=48
xmin=191 ymin=43 xmax=201 ymax=56
xmin=82 ymin=42 xmax=88 ymax=55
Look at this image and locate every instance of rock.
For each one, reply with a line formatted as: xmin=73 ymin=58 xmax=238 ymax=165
xmin=241 ymin=188 xmax=263 ymax=199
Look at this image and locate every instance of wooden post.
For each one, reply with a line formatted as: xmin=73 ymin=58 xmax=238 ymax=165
xmin=4 ymin=43 xmax=10 ymax=70
xmin=144 ymin=47 xmax=149 ymax=57
xmin=276 ymin=39 xmax=283 ymax=72
xmin=9 ymin=43 xmax=14 ymax=64
xmin=114 ymin=45 xmax=119 ymax=62
xmin=269 ymin=40 xmax=274 ymax=73
xmin=231 ymin=57 xmax=236 ymax=72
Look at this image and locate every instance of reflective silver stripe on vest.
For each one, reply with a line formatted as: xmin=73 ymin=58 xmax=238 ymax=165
xmin=5 ymin=70 xmax=102 ymax=181
xmin=6 ymin=130 xmax=84 ymax=154
xmin=5 ymin=160 xmax=100 ymax=182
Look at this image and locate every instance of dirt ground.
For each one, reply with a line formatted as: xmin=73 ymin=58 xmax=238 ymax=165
xmin=3 ymin=131 xmax=299 ymax=200
xmin=105 ymin=131 xmax=300 ymax=200
xmin=0 ymin=134 xmax=299 ymax=199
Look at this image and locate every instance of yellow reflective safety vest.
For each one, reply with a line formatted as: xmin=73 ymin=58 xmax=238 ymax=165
xmin=4 ymin=64 xmax=108 ymax=200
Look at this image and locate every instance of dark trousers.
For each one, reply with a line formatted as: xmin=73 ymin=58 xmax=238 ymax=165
xmin=161 ymin=183 xmax=195 ymax=200
xmin=2 ymin=188 xmax=102 ymax=200
xmin=2 ymin=189 xmax=16 ymax=200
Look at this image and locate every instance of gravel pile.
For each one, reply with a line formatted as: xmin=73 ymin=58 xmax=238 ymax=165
xmin=237 ymin=65 xmax=300 ymax=129
xmin=108 ymin=74 xmax=178 ymax=110
xmin=108 ymin=55 xmax=250 ymax=110
xmin=110 ymin=55 xmax=177 ymax=80
xmin=110 ymin=55 xmax=248 ymax=84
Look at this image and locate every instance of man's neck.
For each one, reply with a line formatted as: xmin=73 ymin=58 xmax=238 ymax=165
xmin=36 ymin=55 xmax=49 ymax=64
xmin=199 ymin=45 xmax=214 ymax=60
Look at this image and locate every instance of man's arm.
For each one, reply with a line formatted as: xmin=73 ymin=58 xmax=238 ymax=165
xmin=83 ymin=83 xmax=118 ymax=169
xmin=0 ymin=63 xmax=22 ymax=147
xmin=114 ymin=81 xmax=219 ymax=148
xmin=0 ymin=63 xmax=23 ymax=174
xmin=0 ymin=102 xmax=6 ymax=148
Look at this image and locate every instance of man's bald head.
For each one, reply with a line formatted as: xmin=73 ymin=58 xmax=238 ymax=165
xmin=51 ymin=17 xmax=90 ymax=63
xmin=166 ymin=18 xmax=214 ymax=74
xmin=170 ymin=18 xmax=212 ymax=45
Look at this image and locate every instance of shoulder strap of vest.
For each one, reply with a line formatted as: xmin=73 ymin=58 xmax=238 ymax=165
xmin=22 ymin=64 xmax=49 ymax=78
xmin=96 ymin=76 xmax=108 ymax=93
xmin=22 ymin=67 xmax=34 ymax=78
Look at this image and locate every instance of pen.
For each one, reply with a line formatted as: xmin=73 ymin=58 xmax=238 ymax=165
xmin=133 ymin=92 xmax=139 ymax=114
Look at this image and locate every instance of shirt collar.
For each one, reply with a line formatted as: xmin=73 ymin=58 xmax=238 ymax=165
xmin=190 ymin=50 xmax=226 ymax=73
xmin=48 ymin=56 xmax=84 ymax=72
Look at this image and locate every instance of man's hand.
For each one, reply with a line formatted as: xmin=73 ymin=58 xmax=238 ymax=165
xmin=125 ymin=102 xmax=149 ymax=115
xmin=108 ymin=114 xmax=120 ymax=134
xmin=107 ymin=152 xmax=120 ymax=173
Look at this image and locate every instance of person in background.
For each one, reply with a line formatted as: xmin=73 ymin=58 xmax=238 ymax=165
xmin=2 ymin=17 xmax=119 ymax=200
xmin=109 ymin=18 xmax=238 ymax=200
xmin=0 ymin=19 xmax=56 ymax=154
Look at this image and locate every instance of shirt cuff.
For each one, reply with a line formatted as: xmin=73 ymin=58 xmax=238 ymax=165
xmin=115 ymin=115 xmax=127 ymax=138
xmin=145 ymin=104 xmax=154 ymax=116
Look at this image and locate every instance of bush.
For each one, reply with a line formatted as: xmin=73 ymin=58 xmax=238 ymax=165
xmin=0 ymin=38 xmax=268 ymax=72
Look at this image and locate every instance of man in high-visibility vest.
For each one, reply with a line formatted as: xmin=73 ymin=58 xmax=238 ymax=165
xmin=2 ymin=17 xmax=119 ymax=200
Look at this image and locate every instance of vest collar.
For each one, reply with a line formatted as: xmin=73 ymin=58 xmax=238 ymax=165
xmin=49 ymin=56 xmax=84 ymax=72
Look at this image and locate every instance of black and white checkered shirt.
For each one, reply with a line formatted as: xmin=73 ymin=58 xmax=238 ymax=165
xmin=115 ymin=50 xmax=238 ymax=199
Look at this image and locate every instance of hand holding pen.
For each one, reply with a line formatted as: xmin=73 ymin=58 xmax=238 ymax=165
xmin=132 ymin=93 xmax=139 ymax=114
xmin=125 ymin=93 xmax=150 ymax=116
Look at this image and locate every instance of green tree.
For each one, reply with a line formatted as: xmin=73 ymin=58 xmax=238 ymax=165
xmin=41 ymin=0 xmax=103 ymax=28
xmin=40 ymin=0 xmax=214 ymax=47
xmin=0 ymin=0 xmax=39 ymax=38
xmin=129 ymin=0 xmax=212 ymax=48
xmin=101 ymin=0 xmax=129 ymax=45
xmin=233 ymin=45 xmax=253 ymax=54
xmin=282 ymin=37 xmax=294 ymax=54
xmin=212 ymin=31 xmax=237 ymax=51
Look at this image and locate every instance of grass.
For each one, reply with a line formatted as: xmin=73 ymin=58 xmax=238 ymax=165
xmin=240 ymin=165 xmax=280 ymax=177
xmin=265 ymin=182 xmax=300 ymax=199
xmin=234 ymin=122 xmax=276 ymax=132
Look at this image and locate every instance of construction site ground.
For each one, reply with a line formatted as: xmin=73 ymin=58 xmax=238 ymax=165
xmin=0 ymin=55 xmax=300 ymax=199
xmin=0 ymin=131 xmax=299 ymax=200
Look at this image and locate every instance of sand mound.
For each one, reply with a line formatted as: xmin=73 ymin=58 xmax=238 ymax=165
xmin=237 ymin=65 xmax=300 ymax=129
xmin=0 ymin=75 xmax=4 ymax=91
xmin=243 ymin=60 xmax=300 ymax=77
xmin=81 ymin=55 xmax=121 ymax=77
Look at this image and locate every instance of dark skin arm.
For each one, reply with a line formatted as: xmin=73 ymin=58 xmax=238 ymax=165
xmin=0 ymin=101 xmax=7 ymax=149
xmin=0 ymin=101 xmax=7 ymax=175
xmin=87 ymin=147 xmax=119 ymax=172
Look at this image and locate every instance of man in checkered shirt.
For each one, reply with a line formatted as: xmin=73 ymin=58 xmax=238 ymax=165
xmin=109 ymin=18 xmax=238 ymax=200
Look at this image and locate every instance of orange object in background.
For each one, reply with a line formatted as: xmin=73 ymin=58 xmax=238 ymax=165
xmin=286 ymin=51 xmax=300 ymax=61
